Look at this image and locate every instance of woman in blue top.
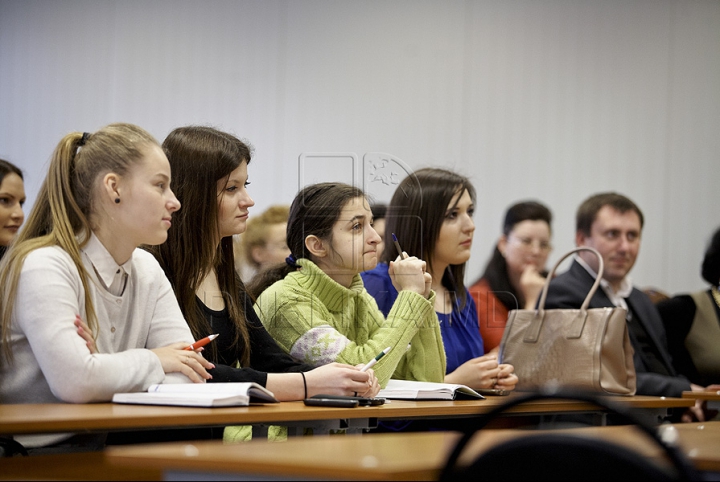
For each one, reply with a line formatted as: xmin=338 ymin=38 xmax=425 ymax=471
xmin=362 ymin=168 xmax=517 ymax=391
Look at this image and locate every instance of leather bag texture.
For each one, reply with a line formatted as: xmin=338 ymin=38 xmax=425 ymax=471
xmin=499 ymin=247 xmax=637 ymax=395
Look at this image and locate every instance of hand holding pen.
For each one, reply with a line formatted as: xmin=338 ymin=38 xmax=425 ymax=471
xmin=389 ymin=233 xmax=432 ymax=297
xmin=150 ymin=342 xmax=216 ymax=383
xmin=351 ymin=348 xmax=391 ymax=397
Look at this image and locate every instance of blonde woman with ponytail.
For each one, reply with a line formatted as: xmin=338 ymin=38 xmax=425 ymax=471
xmin=0 ymin=124 xmax=213 ymax=452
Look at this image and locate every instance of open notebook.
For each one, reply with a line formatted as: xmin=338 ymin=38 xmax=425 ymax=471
xmin=377 ymin=379 xmax=484 ymax=400
xmin=113 ymin=382 xmax=278 ymax=407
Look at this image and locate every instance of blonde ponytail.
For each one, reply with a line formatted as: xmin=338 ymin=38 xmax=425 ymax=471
xmin=0 ymin=124 xmax=159 ymax=364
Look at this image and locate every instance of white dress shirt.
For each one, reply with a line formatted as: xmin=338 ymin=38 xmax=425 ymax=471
xmin=575 ymin=255 xmax=633 ymax=310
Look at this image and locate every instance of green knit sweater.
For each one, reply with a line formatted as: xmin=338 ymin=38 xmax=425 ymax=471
xmin=255 ymin=259 xmax=446 ymax=386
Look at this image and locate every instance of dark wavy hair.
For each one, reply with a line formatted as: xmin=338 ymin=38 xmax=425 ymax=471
xmin=477 ymin=201 xmax=552 ymax=311
xmin=0 ymin=159 xmax=23 ymax=186
xmin=380 ymin=168 xmax=476 ymax=310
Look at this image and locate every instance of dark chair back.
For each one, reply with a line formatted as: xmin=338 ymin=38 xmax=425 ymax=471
xmin=0 ymin=437 xmax=28 ymax=457
xmin=440 ymin=390 xmax=699 ymax=481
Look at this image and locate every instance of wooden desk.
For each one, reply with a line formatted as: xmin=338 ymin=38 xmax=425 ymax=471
xmin=0 ymin=394 xmax=693 ymax=436
xmin=0 ymin=451 xmax=163 ymax=481
xmin=104 ymin=422 xmax=720 ymax=480
xmin=682 ymin=390 xmax=720 ymax=410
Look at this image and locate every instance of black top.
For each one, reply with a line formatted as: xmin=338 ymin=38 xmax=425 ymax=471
xmin=656 ymin=290 xmax=720 ymax=386
xmin=201 ymin=292 xmax=314 ymax=387
xmin=624 ymin=303 xmax=671 ymax=377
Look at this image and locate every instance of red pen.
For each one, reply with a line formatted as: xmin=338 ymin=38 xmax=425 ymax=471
xmin=183 ymin=334 xmax=219 ymax=351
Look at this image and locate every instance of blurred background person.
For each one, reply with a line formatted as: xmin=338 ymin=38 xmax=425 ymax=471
xmin=657 ymin=227 xmax=720 ymax=387
xmin=234 ymin=205 xmax=290 ymax=282
xmin=0 ymin=159 xmax=26 ymax=260
xmin=643 ymin=287 xmax=671 ymax=305
xmin=469 ymin=201 xmax=553 ymax=353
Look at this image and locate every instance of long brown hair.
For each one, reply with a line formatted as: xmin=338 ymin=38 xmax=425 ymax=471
xmin=380 ymin=167 xmax=476 ymax=309
xmin=0 ymin=124 xmax=159 ymax=363
xmin=149 ymin=126 xmax=252 ymax=366
xmin=248 ymin=182 xmax=365 ymax=299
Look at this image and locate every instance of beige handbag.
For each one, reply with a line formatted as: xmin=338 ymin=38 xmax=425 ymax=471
xmin=499 ymin=247 xmax=637 ymax=395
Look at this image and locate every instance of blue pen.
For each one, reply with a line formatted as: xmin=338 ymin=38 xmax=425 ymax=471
xmin=391 ymin=233 xmax=407 ymax=259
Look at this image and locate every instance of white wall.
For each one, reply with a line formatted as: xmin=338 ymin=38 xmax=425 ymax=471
xmin=1 ymin=0 xmax=718 ymax=294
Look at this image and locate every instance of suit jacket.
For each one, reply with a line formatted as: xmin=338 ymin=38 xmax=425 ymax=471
xmin=544 ymin=260 xmax=691 ymax=397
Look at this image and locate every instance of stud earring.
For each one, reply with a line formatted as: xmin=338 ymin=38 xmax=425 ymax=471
xmin=115 ymin=198 xmax=120 ymax=204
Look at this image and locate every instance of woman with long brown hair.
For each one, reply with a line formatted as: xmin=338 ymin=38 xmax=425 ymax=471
xmin=150 ymin=126 xmax=378 ymax=403
xmin=363 ymin=168 xmax=517 ymax=391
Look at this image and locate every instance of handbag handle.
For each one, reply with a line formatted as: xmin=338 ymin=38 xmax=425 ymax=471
xmin=536 ymin=246 xmax=604 ymax=312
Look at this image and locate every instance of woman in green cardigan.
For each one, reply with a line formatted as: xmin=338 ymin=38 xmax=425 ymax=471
xmin=250 ymin=182 xmax=446 ymax=387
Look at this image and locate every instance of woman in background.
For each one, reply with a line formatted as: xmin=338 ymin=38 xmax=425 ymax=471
xmin=251 ymin=182 xmax=446 ymax=387
xmin=363 ymin=168 xmax=517 ymax=392
xmin=469 ymin=201 xmax=552 ymax=352
xmin=152 ymin=126 xmax=378 ymax=401
xmin=657 ymin=227 xmax=720 ymax=386
xmin=0 ymin=159 xmax=26 ymax=259
xmin=0 ymin=124 xmax=212 ymax=451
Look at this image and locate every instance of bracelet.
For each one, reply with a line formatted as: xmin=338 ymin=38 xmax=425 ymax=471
xmin=300 ymin=372 xmax=307 ymax=399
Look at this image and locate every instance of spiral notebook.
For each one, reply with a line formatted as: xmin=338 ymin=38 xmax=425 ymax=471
xmin=113 ymin=382 xmax=278 ymax=407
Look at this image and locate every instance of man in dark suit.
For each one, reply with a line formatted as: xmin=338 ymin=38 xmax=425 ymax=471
xmin=544 ymin=192 xmax=710 ymax=421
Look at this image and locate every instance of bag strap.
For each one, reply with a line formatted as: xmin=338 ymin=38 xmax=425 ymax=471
xmin=536 ymin=246 xmax=604 ymax=311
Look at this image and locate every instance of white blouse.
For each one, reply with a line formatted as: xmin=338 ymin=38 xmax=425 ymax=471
xmin=0 ymin=234 xmax=194 ymax=446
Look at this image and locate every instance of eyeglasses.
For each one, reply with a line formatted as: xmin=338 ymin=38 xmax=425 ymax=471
xmin=508 ymin=236 xmax=552 ymax=253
